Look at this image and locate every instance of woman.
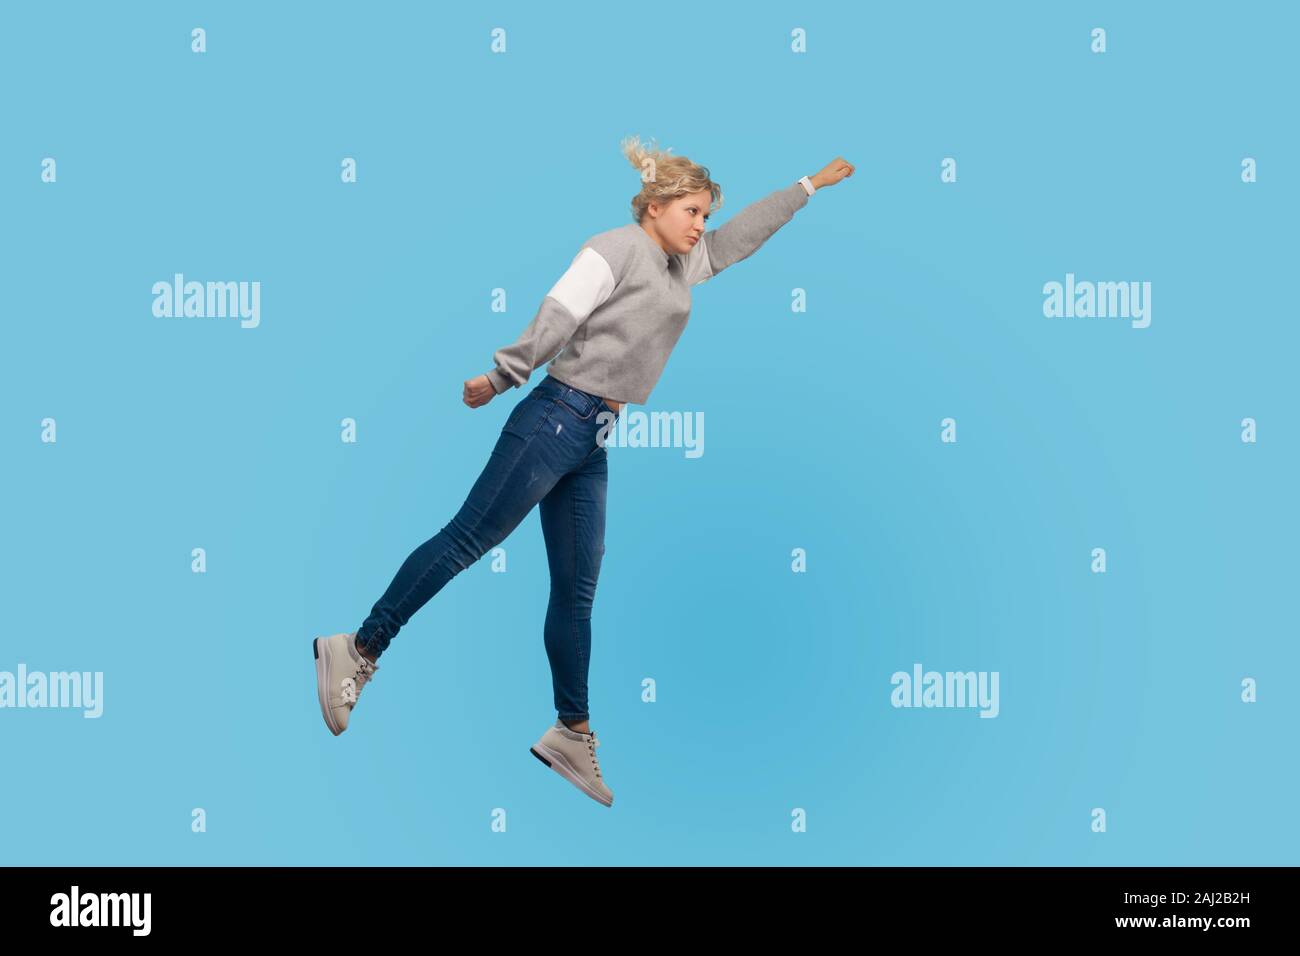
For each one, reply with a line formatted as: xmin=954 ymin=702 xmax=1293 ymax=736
xmin=315 ymin=136 xmax=854 ymax=807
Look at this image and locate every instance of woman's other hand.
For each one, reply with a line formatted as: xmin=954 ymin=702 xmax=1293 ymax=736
xmin=463 ymin=374 xmax=497 ymax=408
xmin=811 ymin=157 xmax=855 ymax=189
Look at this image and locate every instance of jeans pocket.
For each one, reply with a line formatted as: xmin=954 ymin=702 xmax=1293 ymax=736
xmin=557 ymin=388 xmax=598 ymax=421
xmin=502 ymin=393 xmax=555 ymax=440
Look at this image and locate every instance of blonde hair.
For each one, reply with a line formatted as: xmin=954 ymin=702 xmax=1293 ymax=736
xmin=620 ymin=135 xmax=723 ymax=224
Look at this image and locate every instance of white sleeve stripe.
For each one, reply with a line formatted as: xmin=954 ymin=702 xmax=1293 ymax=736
xmin=545 ymin=246 xmax=616 ymax=322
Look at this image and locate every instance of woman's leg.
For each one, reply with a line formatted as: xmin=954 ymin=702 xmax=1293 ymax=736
xmin=354 ymin=387 xmax=568 ymax=659
xmin=538 ymin=444 xmax=609 ymax=729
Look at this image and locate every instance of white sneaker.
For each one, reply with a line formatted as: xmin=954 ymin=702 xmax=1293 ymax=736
xmin=530 ymin=720 xmax=614 ymax=807
xmin=313 ymin=632 xmax=378 ymax=736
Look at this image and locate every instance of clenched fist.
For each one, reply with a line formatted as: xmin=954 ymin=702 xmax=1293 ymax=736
xmin=811 ymin=157 xmax=855 ymax=189
xmin=464 ymin=374 xmax=497 ymax=408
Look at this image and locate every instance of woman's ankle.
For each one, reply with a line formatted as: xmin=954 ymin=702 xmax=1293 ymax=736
xmin=354 ymin=635 xmax=379 ymax=663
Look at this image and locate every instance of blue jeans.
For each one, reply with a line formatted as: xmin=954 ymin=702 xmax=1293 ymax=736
xmin=355 ymin=374 xmax=619 ymax=722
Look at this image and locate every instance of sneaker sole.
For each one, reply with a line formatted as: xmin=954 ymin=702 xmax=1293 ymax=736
xmin=529 ymin=743 xmax=613 ymax=807
xmin=313 ymin=637 xmax=344 ymax=737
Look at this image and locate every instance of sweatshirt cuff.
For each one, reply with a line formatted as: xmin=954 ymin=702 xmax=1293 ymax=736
xmin=485 ymin=368 xmax=513 ymax=394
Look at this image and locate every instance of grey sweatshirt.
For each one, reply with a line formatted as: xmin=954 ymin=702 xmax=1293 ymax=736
xmin=485 ymin=178 xmax=815 ymax=405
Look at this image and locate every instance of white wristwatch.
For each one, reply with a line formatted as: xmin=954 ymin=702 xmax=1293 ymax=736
xmin=798 ymin=175 xmax=816 ymax=196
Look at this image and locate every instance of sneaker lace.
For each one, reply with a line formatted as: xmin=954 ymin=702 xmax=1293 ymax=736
xmin=342 ymin=657 xmax=378 ymax=705
xmin=588 ymin=732 xmax=602 ymax=779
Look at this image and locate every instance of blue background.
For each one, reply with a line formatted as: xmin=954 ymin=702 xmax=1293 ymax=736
xmin=1 ymin=1 xmax=1295 ymax=865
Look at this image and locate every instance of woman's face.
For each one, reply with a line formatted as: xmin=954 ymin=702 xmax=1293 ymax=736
xmin=643 ymin=189 xmax=713 ymax=256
